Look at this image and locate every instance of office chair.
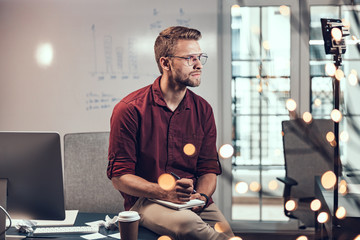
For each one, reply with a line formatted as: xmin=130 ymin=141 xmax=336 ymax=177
xmin=277 ymin=119 xmax=339 ymax=228
xmin=64 ymin=132 xmax=124 ymax=213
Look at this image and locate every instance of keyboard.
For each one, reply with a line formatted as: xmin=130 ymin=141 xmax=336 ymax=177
xmin=33 ymin=225 xmax=99 ymax=235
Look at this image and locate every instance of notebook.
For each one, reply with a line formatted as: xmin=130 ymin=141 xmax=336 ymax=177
xmin=148 ymin=198 xmax=205 ymax=210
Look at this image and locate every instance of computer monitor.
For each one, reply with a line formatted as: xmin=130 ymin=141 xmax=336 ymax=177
xmin=0 ymin=132 xmax=65 ymax=239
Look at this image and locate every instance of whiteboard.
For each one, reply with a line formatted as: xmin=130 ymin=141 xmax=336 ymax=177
xmin=0 ymin=0 xmax=219 ymax=136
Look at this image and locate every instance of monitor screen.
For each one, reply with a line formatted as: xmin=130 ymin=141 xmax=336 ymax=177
xmin=0 ymin=132 xmax=65 ymax=236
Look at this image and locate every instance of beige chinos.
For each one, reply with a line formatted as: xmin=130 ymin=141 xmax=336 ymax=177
xmin=130 ymin=197 xmax=235 ymax=240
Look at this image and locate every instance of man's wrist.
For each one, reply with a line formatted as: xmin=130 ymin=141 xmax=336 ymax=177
xmin=200 ymin=193 xmax=209 ymax=206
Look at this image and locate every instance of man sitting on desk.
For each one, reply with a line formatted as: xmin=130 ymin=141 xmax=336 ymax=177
xmin=107 ymin=26 xmax=234 ymax=240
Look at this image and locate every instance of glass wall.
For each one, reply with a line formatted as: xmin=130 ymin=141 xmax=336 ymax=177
xmin=310 ymin=4 xmax=360 ymax=175
xmin=230 ymin=5 xmax=290 ymax=221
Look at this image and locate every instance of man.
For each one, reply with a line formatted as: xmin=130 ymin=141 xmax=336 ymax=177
xmin=107 ymin=26 xmax=234 ymax=240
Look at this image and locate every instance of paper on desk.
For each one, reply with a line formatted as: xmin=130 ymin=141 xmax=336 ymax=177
xmin=6 ymin=210 xmax=79 ymax=227
xmin=81 ymin=232 xmax=107 ymax=239
xmin=108 ymin=232 xmax=121 ymax=239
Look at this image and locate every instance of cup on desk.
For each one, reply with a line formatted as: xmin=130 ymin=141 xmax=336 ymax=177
xmin=118 ymin=211 xmax=140 ymax=240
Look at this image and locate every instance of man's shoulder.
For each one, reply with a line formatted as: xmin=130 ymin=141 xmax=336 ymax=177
xmin=121 ymin=84 xmax=152 ymax=104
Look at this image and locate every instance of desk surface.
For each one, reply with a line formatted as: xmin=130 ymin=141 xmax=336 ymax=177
xmin=315 ymin=176 xmax=360 ymax=239
xmin=7 ymin=212 xmax=159 ymax=240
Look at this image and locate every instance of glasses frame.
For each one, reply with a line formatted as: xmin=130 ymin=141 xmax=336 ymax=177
xmin=168 ymin=53 xmax=208 ymax=66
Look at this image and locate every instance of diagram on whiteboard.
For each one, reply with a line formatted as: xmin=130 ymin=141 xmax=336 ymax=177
xmin=89 ymin=24 xmax=141 ymax=81
xmin=86 ymin=7 xmax=192 ymax=111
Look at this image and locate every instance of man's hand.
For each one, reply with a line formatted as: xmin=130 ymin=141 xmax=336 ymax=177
xmin=190 ymin=193 xmax=207 ymax=212
xmin=165 ymin=178 xmax=194 ymax=203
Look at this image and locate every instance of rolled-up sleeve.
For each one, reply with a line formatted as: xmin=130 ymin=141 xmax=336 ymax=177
xmin=107 ymin=101 xmax=138 ymax=179
xmin=196 ymin=107 xmax=222 ymax=177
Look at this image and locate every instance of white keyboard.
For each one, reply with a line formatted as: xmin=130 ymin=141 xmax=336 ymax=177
xmin=33 ymin=225 xmax=99 ymax=235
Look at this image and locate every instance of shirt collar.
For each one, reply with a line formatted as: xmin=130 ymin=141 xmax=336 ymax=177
xmin=152 ymin=76 xmax=191 ymax=111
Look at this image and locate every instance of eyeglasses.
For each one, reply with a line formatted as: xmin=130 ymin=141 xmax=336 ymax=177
xmin=168 ymin=53 xmax=208 ymax=66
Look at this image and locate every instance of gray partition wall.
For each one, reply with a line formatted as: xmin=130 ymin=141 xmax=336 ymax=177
xmin=64 ymin=132 xmax=124 ymax=214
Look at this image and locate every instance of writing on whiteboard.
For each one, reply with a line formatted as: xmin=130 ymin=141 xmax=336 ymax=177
xmin=86 ymin=91 xmax=121 ymax=111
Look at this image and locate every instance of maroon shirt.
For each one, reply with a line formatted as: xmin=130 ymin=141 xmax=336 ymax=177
xmin=107 ymin=77 xmax=222 ymax=210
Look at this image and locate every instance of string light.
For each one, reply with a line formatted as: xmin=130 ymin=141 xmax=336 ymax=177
xmin=158 ymin=236 xmax=172 ymax=240
xmin=339 ymin=179 xmax=348 ymax=195
xmin=331 ymin=109 xmax=342 ymax=123
xmin=249 ymin=182 xmax=261 ymax=192
xmin=296 ymin=236 xmax=309 ymax=240
xmin=219 ymin=144 xmax=234 ymax=159
xmin=321 ymin=171 xmax=337 ymax=190
xmin=183 ymin=143 xmax=196 ymax=156
xmin=310 ymin=199 xmax=322 ymax=211
xmin=158 ymin=173 xmax=176 ymax=191
xmin=335 ymin=69 xmax=344 ymax=81
xmin=268 ymin=180 xmax=279 ymax=191
xmin=279 ymin=5 xmax=290 ymax=16
xmin=335 ymin=206 xmax=347 ymax=219
xmin=325 ymin=63 xmax=336 ymax=76
xmin=302 ymin=112 xmax=313 ymax=124
xmin=331 ymin=28 xmax=343 ymax=42
xmin=285 ymin=199 xmax=297 ymax=211
xmin=317 ymin=212 xmax=329 ymax=223
xmin=286 ymin=99 xmax=297 ymax=111
xmin=235 ymin=181 xmax=248 ymax=194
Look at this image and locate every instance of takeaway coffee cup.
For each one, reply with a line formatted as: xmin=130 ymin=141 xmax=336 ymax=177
xmin=118 ymin=211 xmax=140 ymax=240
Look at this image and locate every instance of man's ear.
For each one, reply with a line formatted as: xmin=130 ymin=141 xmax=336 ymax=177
xmin=160 ymin=57 xmax=171 ymax=71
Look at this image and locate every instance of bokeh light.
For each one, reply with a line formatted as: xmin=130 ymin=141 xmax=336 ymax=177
xmin=214 ymin=222 xmax=230 ymax=233
xmin=354 ymin=234 xmax=360 ymax=240
xmin=183 ymin=143 xmax=196 ymax=156
xmin=35 ymin=42 xmax=54 ymax=68
xmin=339 ymin=179 xmax=348 ymax=195
xmin=317 ymin=212 xmax=329 ymax=223
xmin=340 ymin=131 xmax=349 ymax=142
xmin=158 ymin=173 xmax=176 ymax=191
xmin=336 ymin=206 xmax=347 ymax=219
xmin=279 ymin=5 xmax=290 ymax=16
xmin=286 ymin=99 xmax=297 ymax=111
xmin=268 ymin=180 xmax=279 ymax=191
xmin=321 ymin=171 xmax=337 ymax=190
xmin=325 ymin=63 xmax=336 ymax=76
xmin=296 ymin=236 xmax=308 ymax=240
xmin=326 ymin=131 xmax=335 ymax=143
xmin=231 ymin=5 xmax=241 ymax=16
xmin=262 ymin=40 xmax=270 ymax=50
xmin=235 ymin=181 xmax=248 ymax=194
xmin=314 ymin=98 xmax=322 ymax=107
xmin=342 ymin=18 xmax=350 ymax=29
xmin=302 ymin=112 xmax=312 ymax=124
xmin=310 ymin=199 xmax=321 ymax=211
xmin=331 ymin=27 xmax=342 ymax=42
xmin=335 ymin=69 xmax=344 ymax=81
xmin=249 ymin=181 xmax=261 ymax=192
xmin=229 ymin=237 xmax=243 ymax=240
xmin=331 ymin=109 xmax=342 ymax=123
xmin=285 ymin=199 xmax=297 ymax=211
xmin=158 ymin=236 xmax=172 ymax=240
xmin=348 ymin=73 xmax=358 ymax=86
xmin=219 ymin=144 xmax=234 ymax=159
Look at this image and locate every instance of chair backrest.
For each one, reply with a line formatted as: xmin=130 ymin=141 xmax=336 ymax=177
xmin=282 ymin=119 xmax=336 ymax=199
xmin=64 ymin=132 xmax=124 ymax=213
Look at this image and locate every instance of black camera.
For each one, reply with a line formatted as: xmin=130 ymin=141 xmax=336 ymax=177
xmin=321 ymin=18 xmax=350 ymax=55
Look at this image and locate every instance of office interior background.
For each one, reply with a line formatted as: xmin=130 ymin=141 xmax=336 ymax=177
xmin=1 ymin=0 xmax=360 ymax=238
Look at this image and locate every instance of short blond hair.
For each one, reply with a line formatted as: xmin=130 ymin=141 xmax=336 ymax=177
xmin=154 ymin=26 xmax=202 ymax=74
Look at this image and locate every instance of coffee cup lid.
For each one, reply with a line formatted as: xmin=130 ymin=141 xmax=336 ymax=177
xmin=118 ymin=211 xmax=140 ymax=222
